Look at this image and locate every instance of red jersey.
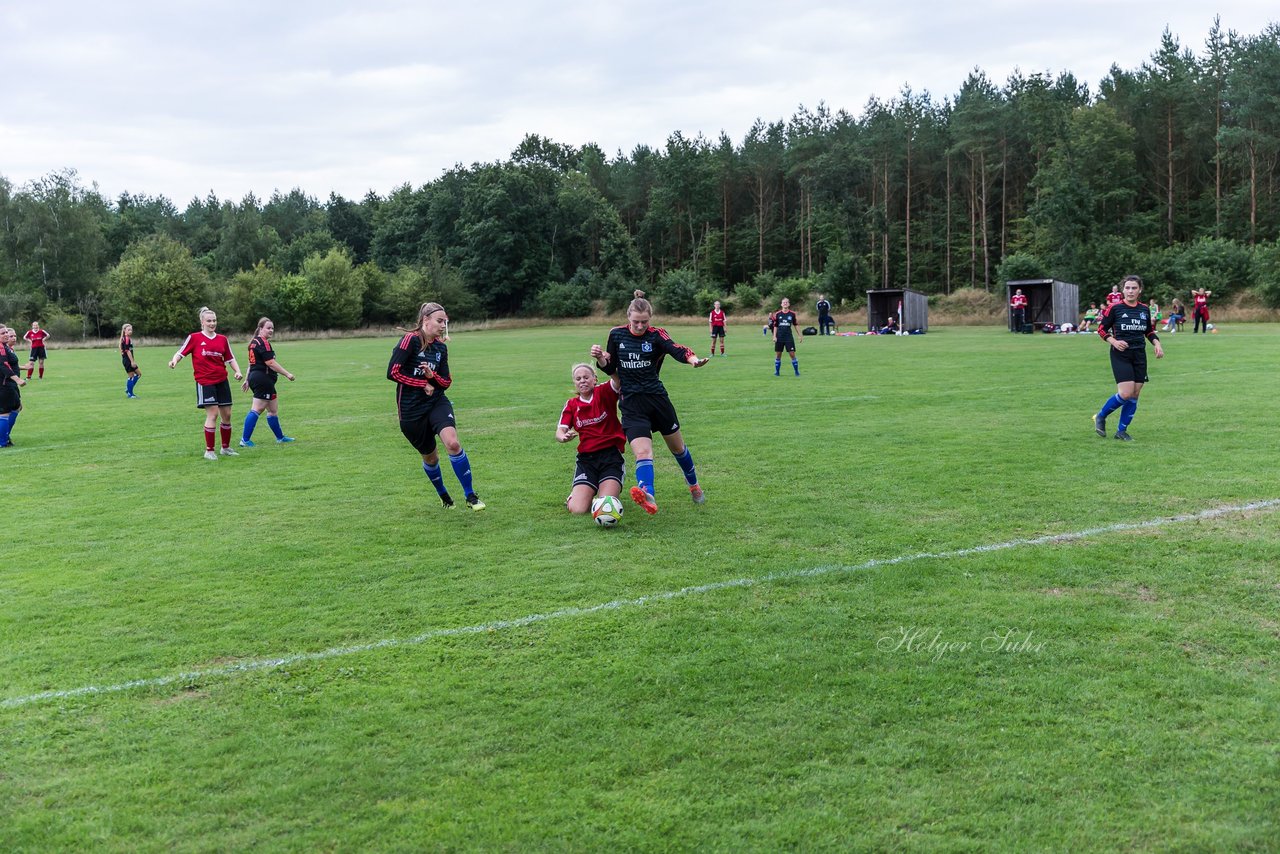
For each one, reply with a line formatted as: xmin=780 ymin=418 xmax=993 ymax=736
xmin=1105 ymin=291 xmax=1123 ymax=306
xmin=559 ymin=381 xmax=624 ymax=454
xmin=178 ymin=331 xmax=234 ymax=385
xmin=709 ymin=309 xmax=726 ymax=327
xmin=1193 ymin=292 xmax=1209 ymax=308
xmin=24 ymin=328 xmax=49 ymax=348
xmin=1010 ymin=294 xmax=1027 ymax=309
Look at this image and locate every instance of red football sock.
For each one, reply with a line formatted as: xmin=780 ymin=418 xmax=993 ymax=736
xmin=26 ymin=368 xmax=33 ymax=379
xmin=38 ymin=365 xmax=44 ymax=378
xmin=204 ymin=427 xmax=216 ymax=451
xmin=220 ymin=422 xmax=232 ymax=449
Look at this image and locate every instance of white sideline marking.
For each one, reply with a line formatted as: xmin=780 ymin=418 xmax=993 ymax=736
xmin=4 ymin=499 xmax=1277 ymax=710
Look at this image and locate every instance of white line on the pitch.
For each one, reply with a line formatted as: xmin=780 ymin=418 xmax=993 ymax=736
xmin=4 ymin=498 xmax=1277 ymax=710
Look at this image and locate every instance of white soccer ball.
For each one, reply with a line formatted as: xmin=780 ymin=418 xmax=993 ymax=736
xmin=591 ymin=495 xmax=624 ymax=527
xmin=1206 ymin=323 xmax=1215 ymax=330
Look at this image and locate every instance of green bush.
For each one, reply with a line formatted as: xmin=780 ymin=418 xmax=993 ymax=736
xmin=536 ymin=281 xmax=593 ymax=318
xmin=695 ymin=288 xmax=726 ymax=316
xmin=1254 ymin=240 xmax=1280 ymax=308
xmin=733 ymin=284 xmax=763 ymax=311
xmin=820 ymin=250 xmax=866 ymax=303
xmin=602 ymin=273 xmax=638 ymax=314
xmin=768 ymin=275 xmax=817 ymax=308
xmin=997 ymin=252 xmax=1048 ymax=284
xmin=102 ymin=234 xmax=211 ymax=336
xmin=652 ymin=268 xmax=700 ymax=316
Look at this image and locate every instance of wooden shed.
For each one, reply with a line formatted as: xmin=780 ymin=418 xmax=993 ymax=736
xmin=1006 ymin=278 xmax=1080 ymax=331
xmin=866 ymin=288 xmax=929 ymax=332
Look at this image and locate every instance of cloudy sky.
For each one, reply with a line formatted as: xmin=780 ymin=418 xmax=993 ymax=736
xmin=2 ymin=1 xmax=1274 ymax=206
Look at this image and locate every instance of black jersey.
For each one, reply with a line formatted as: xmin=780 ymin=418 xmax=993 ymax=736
xmin=1098 ymin=302 xmax=1159 ymax=349
xmin=601 ymin=325 xmax=696 ymax=396
xmin=2 ymin=345 xmax=18 ymax=380
xmin=247 ymin=335 xmax=277 ymax=380
xmin=770 ymin=310 xmax=798 ymax=342
xmin=120 ymin=336 xmax=133 ymax=357
xmin=388 ymin=333 xmax=452 ymax=421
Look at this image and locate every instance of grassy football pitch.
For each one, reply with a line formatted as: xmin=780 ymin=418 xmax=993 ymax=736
xmin=2 ymin=324 xmax=1278 ymax=850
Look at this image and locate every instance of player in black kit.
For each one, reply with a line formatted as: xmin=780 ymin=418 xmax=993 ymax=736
xmin=388 ymin=302 xmax=485 ymax=510
xmin=1092 ymin=275 xmax=1164 ymax=441
xmin=769 ymin=298 xmax=800 ymax=376
xmin=591 ymin=290 xmax=709 ymax=514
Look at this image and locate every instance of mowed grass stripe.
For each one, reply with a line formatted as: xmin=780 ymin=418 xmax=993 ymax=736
xmin=5 ymin=497 xmax=1273 ymax=710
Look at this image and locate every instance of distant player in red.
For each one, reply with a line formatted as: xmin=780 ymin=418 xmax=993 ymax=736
xmin=556 ymin=363 xmax=625 ymax=514
xmin=1191 ymin=287 xmax=1212 ymax=333
xmin=1105 ymin=284 xmax=1123 ymax=308
xmin=1009 ymin=288 xmax=1028 ymax=331
xmin=169 ymin=306 xmax=243 ymax=460
xmin=708 ymin=300 xmax=727 ymax=356
xmin=23 ymin=321 xmax=49 ymax=379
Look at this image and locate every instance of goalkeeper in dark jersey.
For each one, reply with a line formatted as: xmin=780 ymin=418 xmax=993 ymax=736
xmin=1093 ymin=275 xmax=1164 ymax=441
xmin=590 ymin=290 xmax=709 ymax=515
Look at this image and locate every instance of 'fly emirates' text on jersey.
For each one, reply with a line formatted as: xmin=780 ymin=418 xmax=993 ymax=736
xmin=770 ymin=310 xmax=798 ymax=341
xmin=601 ymin=326 xmax=696 ymax=397
xmin=1099 ymin=302 xmax=1159 ymax=348
xmin=387 ymin=333 xmax=452 ymax=421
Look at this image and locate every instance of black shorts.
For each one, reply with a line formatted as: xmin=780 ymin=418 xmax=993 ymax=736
xmin=122 ymin=356 xmax=138 ymax=373
xmin=774 ymin=338 xmax=796 ymax=354
xmin=195 ymin=380 xmax=233 ymax=408
xmin=619 ymin=393 xmax=680 ymax=441
xmin=399 ymin=400 xmax=457 ymax=455
xmin=247 ymin=372 xmax=278 ymax=401
xmin=573 ymin=447 xmax=625 ymax=491
xmin=28 ymin=347 xmax=47 ymax=360
xmin=710 ymin=325 xmax=726 ymax=338
xmin=0 ymin=384 xmax=19 ymax=414
xmin=1110 ymin=347 xmax=1149 ymax=384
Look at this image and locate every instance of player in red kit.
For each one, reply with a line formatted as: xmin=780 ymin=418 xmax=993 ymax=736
xmin=708 ymin=300 xmax=726 ymax=356
xmin=169 ymin=307 xmax=243 ymax=460
xmin=23 ymin=321 xmax=49 ymax=379
xmin=1009 ymin=288 xmax=1028 ymax=332
xmin=556 ymin=363 xmax=625 ymax=514
xmin=1105 ymin=284 xmax=1123 ymax=308
xmin=1191 ymin=287 xmax=1212 ymax=333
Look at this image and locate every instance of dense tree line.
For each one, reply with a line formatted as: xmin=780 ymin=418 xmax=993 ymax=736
xmin=3 ymin=20 xmax=1280 ymax=337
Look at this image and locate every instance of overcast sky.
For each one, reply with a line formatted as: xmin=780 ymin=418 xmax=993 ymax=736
xmin=2 ymin=1 xmax=1275 ymax=207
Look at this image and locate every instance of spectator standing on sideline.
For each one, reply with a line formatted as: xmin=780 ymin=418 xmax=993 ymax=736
xmin=816 ymin=295 xmax=834 ymax=335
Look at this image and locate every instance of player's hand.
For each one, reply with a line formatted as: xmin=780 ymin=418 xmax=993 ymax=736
xmin=692 ymin=357 xmax=710 ymax=368
xmin=590 ymin=344 xmax=604 ymax=360
xmin=1154 ymin=344 xmax=1165 ymax=359
xmin=559 ymin=430 xmax=576 ymax=443
xmin=241 ymin=380 xmax=249 ymax=391
xmin=287 ymin=373 xmax=296 ymax=381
